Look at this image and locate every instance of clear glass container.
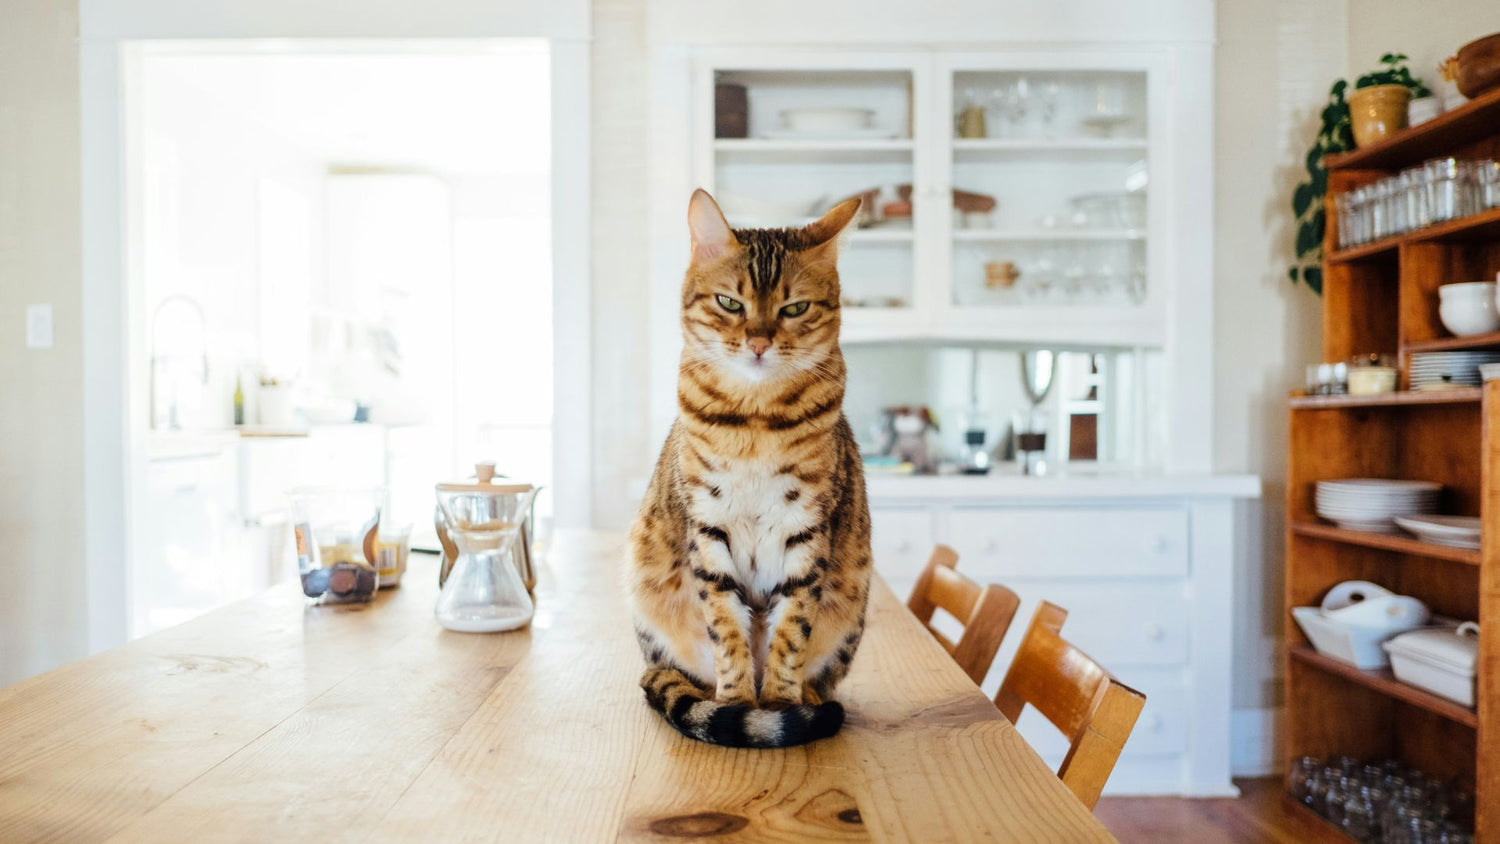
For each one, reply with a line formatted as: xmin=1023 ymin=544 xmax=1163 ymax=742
xmin=290 ymin=487 xmax=384 ymax=604
xmin=433 ymin=482 xmax=538 ymax=633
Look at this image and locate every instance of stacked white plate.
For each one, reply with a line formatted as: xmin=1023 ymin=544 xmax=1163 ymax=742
xmin=1393 ymin=515 xmax=1482 ymax=549
xmin=1410 ymin=351 xmax=1500 ymax=389
xmin=1315 ymin=479 xmax=1442 ymax=533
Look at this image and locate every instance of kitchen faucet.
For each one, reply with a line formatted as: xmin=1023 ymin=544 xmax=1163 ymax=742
xmin=148 ymin=294 xmax=209 ymax=430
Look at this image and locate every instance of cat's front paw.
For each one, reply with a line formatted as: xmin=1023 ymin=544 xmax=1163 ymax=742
xmin=714 ymin=686 xmax=756 ymax=707
xmin=758 ymin=689 xmax=802 ymax=710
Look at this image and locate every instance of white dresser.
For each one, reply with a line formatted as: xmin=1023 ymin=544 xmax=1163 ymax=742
xmin=868 ymin=472 xmax=1259 ymax=797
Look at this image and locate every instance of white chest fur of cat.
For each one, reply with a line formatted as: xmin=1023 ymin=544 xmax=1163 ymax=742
xmin=686 ymin=456 xmax=819 ymax=608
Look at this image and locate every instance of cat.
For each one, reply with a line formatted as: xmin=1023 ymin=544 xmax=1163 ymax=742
xmin=627 ymin=189 xmax=873 ymax=748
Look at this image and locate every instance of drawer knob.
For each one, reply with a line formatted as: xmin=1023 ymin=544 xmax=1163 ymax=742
xmin=1152 ymin=535 xmax=1171 ymax=552
xmin=895 ymin=539 xmax=912 ymax=553
xmin=1148 ymin=714 xmax=1163 ymax=731
xmin=983 ymin=538 xmax=999 ymax=553
xmin=1145 ymin=623 xmax=1165 ymax=642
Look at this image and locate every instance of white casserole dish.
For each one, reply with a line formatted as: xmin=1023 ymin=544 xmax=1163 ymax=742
xmin=1383 ymin=623 xmax=1479 ymax=707
xmin=1292 ymin=606 xmax=1416 ymax=669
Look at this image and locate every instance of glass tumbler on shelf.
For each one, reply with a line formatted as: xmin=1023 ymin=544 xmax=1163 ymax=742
xmin=433 ymin=481 xmax=539 ymax=633
xmin=1426 ymin=157 xmax=1470 ymax=223
xmin=1371 ymin=180 xmax=1391 ymax=240
xmin=1477 ymin=159 xmax=1500 ymax=209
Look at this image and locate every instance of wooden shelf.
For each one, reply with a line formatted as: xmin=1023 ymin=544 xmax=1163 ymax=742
xmin=1325 ymin=87 xmax=1500 ymax=172
xmin=1288 ymin=389 xmax=1482 ymax=409
xmin=1405 ymin=331 xmax=1500 ymax=353
xmin=1289 ymin=521 xmax=1481 ymax=566
xmin=1288 ymin=646 xmax=1478 ymax=729
xmin=1327 ymin=207 xmax=1500 ymax=263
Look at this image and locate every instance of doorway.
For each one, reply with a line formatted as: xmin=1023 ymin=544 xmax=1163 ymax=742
xmin=125 ymin=42 xmax=560 ymax=636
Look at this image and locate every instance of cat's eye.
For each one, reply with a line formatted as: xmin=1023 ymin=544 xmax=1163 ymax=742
xmin=779 ymin=301 xmax=810 ymax=318
xmin=716 ymin=295 xmax=743 ymax=313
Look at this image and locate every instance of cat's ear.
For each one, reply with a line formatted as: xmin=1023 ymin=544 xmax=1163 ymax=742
xmin=687 ymin=189 xmax=736 ymax=263
xmin=802 ymin=197 xmax=862 ymax=253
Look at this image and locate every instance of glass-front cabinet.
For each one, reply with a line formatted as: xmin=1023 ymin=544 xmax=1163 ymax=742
xmin=682 ymin=48 xmax=1198 ymax=476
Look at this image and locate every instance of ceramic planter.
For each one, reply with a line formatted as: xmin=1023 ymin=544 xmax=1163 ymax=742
xmin=1348 ymin=83 xmax=1410 ymax=147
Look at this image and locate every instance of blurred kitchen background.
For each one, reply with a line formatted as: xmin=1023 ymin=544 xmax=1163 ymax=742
xmin=134 ymin=45 xmax=553 ymax=635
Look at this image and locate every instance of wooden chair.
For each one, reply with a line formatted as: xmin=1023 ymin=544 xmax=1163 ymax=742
xmin=906 ymin=544 xmax=1021 ymax=686
xmin=994 ymin=601 xmax=1147 ymax=810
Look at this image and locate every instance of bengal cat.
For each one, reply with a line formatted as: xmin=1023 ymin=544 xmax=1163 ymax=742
xmin=628 ymin=189 xmax=873 ymax=748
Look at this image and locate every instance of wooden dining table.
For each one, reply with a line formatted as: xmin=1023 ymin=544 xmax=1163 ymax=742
xmin=0 ymin=531 xmax=1114 ymax=842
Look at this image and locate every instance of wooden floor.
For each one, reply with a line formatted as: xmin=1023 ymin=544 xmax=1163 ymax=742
xmin=1095 ymin=778 xmax=1346 ymax=843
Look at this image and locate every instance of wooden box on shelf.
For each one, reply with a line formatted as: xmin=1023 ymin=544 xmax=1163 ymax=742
xmin=1287 ymin=87 xmax=1500 ymax=841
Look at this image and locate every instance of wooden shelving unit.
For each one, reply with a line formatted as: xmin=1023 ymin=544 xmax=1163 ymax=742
xmin=1287 ymin=96 xmax=1500 ymax=840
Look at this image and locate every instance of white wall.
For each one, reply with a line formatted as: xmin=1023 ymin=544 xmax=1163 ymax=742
xmin=0 ymin=0 xmax=87 ymax=686
xmin=1347 ymin=3 xmax=1500 ymax=88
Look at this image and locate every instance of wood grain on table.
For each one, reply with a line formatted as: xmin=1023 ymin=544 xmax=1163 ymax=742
xmin=0 ymin=532 xmax=1112 ymax=843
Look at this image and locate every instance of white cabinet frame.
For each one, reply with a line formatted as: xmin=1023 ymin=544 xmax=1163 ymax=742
xmin=648 ymin=44 xmax=1213 ymax=474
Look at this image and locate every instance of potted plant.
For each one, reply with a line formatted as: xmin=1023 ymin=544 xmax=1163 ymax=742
xmin=1348 ymin=53 xmax=1431 ymax=147
xmin=1289 ymin=55 xmax=1431 ymax=292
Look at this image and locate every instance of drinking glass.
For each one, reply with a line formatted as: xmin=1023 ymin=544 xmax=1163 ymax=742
xmin=1426 ymin=158 xmax=1465 ymax=222
xmin=1287 ymin=755 xmax=1321 ymax=803
xmin=1038 ymin=79 xmax=1061 ymax=137
xmin=1476 ymin=159 xmax=1500 ymax=209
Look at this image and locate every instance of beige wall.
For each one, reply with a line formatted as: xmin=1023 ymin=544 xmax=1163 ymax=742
xmin=1212 ymin=0 xmax=1343 ymax=716
xmin=1348 ymin=2 xmax=1500 ymax=88
xmin=590 ymin=0 xmax=654 ymax=529
xmin=0 ymin=0 xmax=87 ymax=686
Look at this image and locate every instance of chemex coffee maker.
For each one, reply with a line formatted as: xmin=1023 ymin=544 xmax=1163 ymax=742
xmin=433 ymin=462 xmax=539 ymax=633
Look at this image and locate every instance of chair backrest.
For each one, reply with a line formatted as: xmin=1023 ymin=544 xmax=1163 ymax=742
xmin=994 ymin=601 xmax=1147 ymax=810
xmin=906 ymin=544 xmax=1021 ymax=685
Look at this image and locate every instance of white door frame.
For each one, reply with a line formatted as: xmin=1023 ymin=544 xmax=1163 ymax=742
xmin=79 ymin=4 xmax=592 ymax=652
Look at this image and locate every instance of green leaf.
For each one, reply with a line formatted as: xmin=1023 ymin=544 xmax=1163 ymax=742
xmin=1292 ymin=183 xmax=1313 ymax=216
xmin=1296 ymin=220 xmax=1322 ymax=255
xmin=1306 ymin=266 xmax=1323 ymax=295
xmin=1311 ymin=167 xmax=1327 ymax=196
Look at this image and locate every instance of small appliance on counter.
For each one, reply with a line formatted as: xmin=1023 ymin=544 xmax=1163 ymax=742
xmin=433 ymin=463 xmax=539 ymax=633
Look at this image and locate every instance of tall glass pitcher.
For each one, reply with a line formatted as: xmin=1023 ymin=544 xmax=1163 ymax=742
xmin=433 ymin=482 xmax=538 ymax=633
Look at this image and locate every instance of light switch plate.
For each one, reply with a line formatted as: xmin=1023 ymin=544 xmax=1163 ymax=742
xmin=26 ymin=304 xmax=53 ymax=349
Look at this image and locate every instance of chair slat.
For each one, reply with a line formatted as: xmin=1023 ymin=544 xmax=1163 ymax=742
xmin=906 ymin=545 xmax=1020 ymax=686
xmin=995 ymin=601 xmax=1147 ymax=811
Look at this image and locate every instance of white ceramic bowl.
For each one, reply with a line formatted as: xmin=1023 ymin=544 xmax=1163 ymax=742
xmin=1438 ymin=281 xmax=1495 ymax=299
xmin=1438 ymin=284 xmax=1500 ymax=336
xmin=780 ymin=107 xmax=874 ymax=134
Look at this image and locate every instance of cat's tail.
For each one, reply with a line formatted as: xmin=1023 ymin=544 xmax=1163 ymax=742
xmin=640 ymin=667 xmax=845 ymax=748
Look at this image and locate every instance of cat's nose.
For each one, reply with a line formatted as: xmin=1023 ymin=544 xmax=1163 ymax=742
xmin=747 ymin=337 xmax=772 ymax=357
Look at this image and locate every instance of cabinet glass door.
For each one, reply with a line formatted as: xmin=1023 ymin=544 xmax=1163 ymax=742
xmin=948 ymin=68 xmax=1148 ymax=309
xmin=710 ymin=68 xmax=916 ymax=310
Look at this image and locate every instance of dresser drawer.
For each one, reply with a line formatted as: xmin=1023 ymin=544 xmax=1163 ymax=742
xmin=1014 ymin=668 xmax=1189 ymax=760
xmin=946 ymin=506 xmax=1189 ymax=580
xmin=980 ymin=582 xmax=1190 ymax=683
xmin=870 ymin=506 xmax=935 ymax=594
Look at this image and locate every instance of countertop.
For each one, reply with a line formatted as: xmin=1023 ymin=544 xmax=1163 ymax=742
xmin=0 ymin=531 xmax=1112 ymax=842
xmin=866 ymin=470 xmax=1262 ymax=500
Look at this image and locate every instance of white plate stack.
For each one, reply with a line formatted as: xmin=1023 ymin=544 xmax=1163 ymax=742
xmin=1410 ymin=351 xmax=1500 ymax=390
xmin=1315 ymin=479 xmax=1442 ymax=533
